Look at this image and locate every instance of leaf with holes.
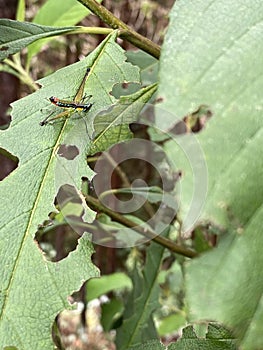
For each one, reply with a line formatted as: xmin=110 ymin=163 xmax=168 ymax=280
xmin=157 ymin=1 xmax=263 ymax=349
xmin=127 ymin=324 xmax=237 ymax=350
xmin=0 ymin=31 xmax=140 ymax=349
xmin=168 ymin=324 xmax=237 ymax=350
xmin=126 ymin=50 xmax=159 ymax=86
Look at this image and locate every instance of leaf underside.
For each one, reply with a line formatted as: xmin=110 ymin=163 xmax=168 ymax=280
xmin=0 ymin=19 xmax=77 ymax=61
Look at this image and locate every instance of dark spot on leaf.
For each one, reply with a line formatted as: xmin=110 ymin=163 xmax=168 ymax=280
xmin=0 ymin=46 xmax=9 ymax=51
xmin=57 ymin=144 xmax=79 ymax=160
xmin=111 ymin=82 xmax=141 ymax=98
xmin=155 ymin=96 xmax=164 ymax=103
xmin=173 ymin=170 xmax=182 ymax=183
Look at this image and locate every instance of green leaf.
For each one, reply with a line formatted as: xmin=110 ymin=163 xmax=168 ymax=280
xmin=158 ymin=0 xmax=263 ymax=229
xmin=101 ymin=297 xmax=124 ymax=331
xmin=127 ymin=340 xmax=165 ymax=350
xmin=168 ymin=324 xmax=237 ymax=350
xmin=127 ymin=324 xmax=237 ymax=350
xmin=157 ymin=1 xmax=262 ymax=124
xmin=157 ymin=1 xmax=263 ymax=349
xmin=33 ymin=0 xmax=90 ymax=27
xmin=157 ymin=313 xmax=186 ymax=337
xmin=86 ymin=272 xmax=132 ymax=301
xmin=116 ymin=228 xmax=170 ymax=349
xmin=111 ymin=49 xmax=158 ymax=98
xmin=186 ymin=215 xmax=263 ymax=349
xmin=126 ymin=50 xmax=159 ymax=85
xmin=0 ymin=32 xmax=139 ymax=348
xmin=192 ymin=227 xmax=212 ymax=253
xmin=0 ymin=19 xmax=77 ymax=61
xmin=88 ymin=83 xmax=157 ymax=154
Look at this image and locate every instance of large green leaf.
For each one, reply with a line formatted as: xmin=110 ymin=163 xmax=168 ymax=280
xmin=157 ymin=1 xmax=263 ymax=349
xmin=0 ymin=19 xmax=76 ymax=61
xmin=0 ymin=32 xmax=140 ymax=349
xmin=116 ymin=228 xmax=169 ymax=349
xmin=158 ymin=0 xmax=263 ymax=229
xmin=186 ymin=216 xmax=263 ymax=349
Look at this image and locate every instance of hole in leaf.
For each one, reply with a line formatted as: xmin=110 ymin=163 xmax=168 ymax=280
xmin=35 ymin=185 xmax=87 ymax=261
xmin=170 ymin=105 xmax=213 ymax=135
xmin=36 ymin=224 xmax=79 ymax=262
xmin=53 ymin=294 xmax=116 ymax=349
xmin=57 ymin=144 xmax=79 ymax=160
xmin=0 ymin=148 xmax=18 ymax=181
xmin=0 ymin=115 xmax=11 ymax=129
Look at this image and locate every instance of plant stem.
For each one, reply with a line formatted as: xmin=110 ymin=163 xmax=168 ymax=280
xmin=85 ymin=194 xmax=198 ymax=258
xmin=77 ymin=0 xmax=161 ymax=59
xmin=4 ymin=58 xmax=38 ymax=91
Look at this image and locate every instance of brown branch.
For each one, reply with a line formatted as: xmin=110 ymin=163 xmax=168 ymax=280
xmin=85 ymin=194 xmax=198 ymax=258
xmin=77 ymin=0 xmax=161 ymax=59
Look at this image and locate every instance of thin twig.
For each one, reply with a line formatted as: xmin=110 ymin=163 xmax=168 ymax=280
xmin=103 ymin=152 xmax=131 ymax=188
xmin=85 ymin=194 xmax=198 ymax=258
